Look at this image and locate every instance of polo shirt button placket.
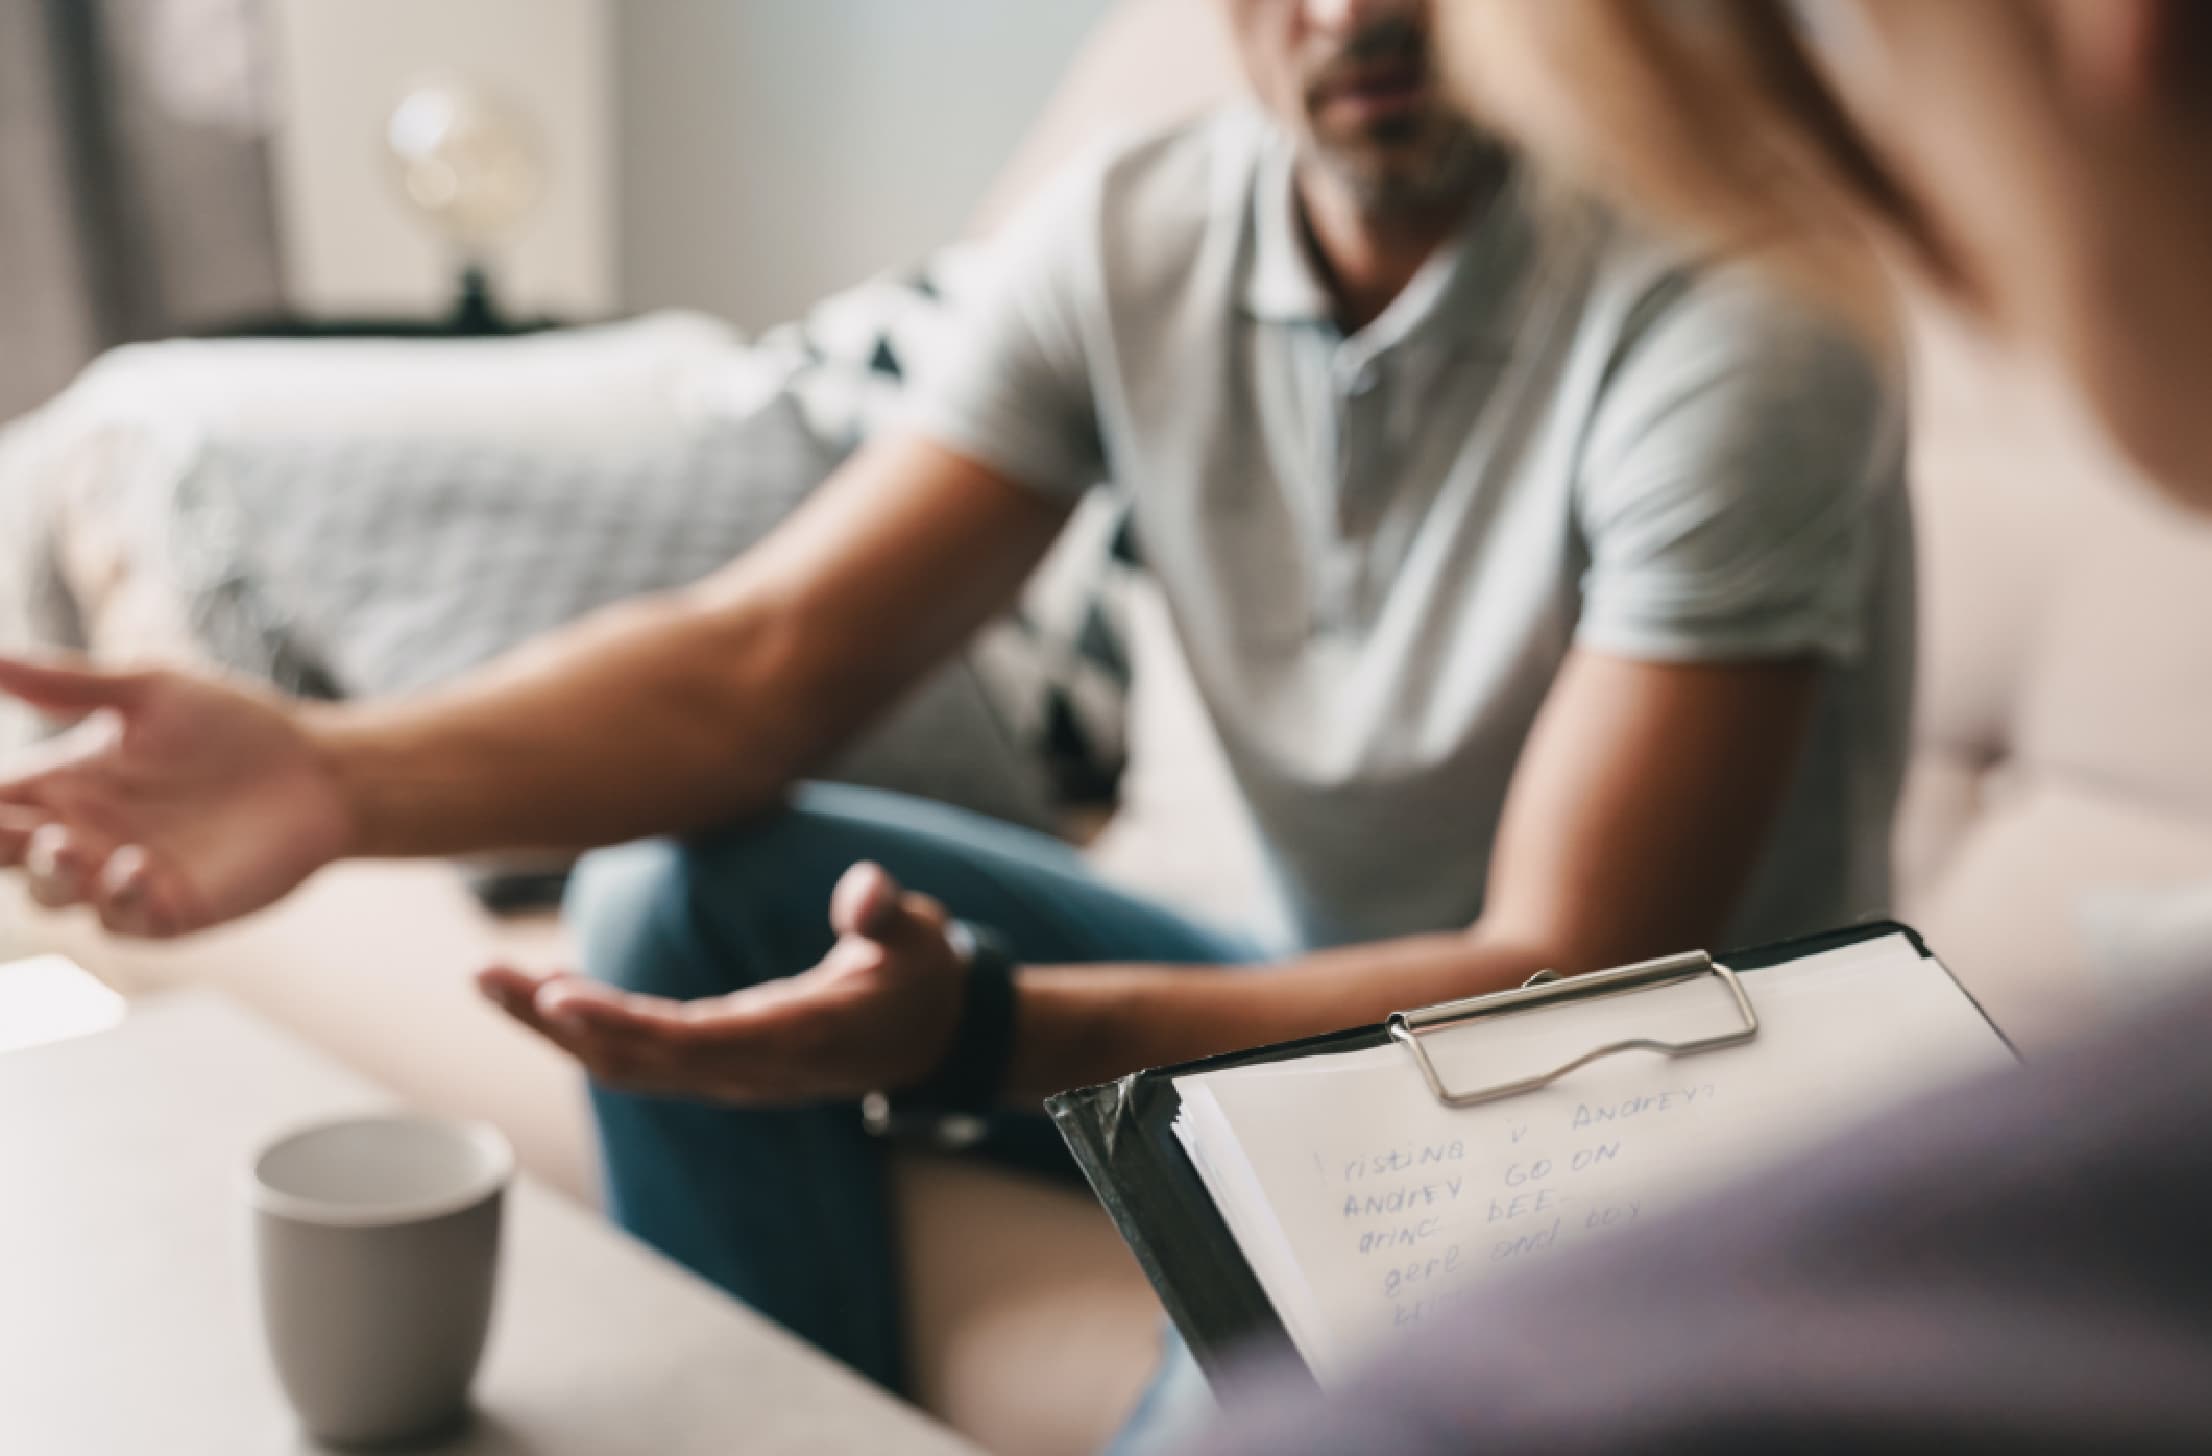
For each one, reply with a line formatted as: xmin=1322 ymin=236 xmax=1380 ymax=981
xmin=1320 ymin=353 xmax=1385 ymax=634
xmin=1334 ymin=354 xmax=1386 ymax=527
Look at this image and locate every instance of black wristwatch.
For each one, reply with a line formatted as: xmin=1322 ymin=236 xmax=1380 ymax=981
xmin=862 ymin=921 xmax=1021 ymax=1147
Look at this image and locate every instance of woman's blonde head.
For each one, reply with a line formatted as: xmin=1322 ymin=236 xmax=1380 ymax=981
xmin=1439 ymin=0 xmax=2212 ymax=502
xmin=1441 ymin=2 xmax=1932 ymax=325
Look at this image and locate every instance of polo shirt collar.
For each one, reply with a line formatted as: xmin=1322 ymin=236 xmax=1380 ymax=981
xmin=1245 ymin=140 xmax=1338 ymax=324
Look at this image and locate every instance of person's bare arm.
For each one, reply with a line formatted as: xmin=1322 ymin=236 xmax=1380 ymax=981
xmin=0 ymin=435 xmax=1068 ymax=936
xmin=1005 ymin=649 xmax=1819 ymax=1093
xmin=494 ymin=648 xmax=1824 ymax=1106
xmin=321 ymin=434 xmax=1070 ymax=856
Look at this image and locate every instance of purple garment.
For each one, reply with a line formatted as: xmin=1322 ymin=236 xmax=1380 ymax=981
xmin=1185 ymin=977 xmax=2212 ymax=1455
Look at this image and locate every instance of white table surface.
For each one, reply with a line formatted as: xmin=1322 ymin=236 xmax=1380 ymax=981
xmin=0 ymin=992 xmax=980 ymax=1455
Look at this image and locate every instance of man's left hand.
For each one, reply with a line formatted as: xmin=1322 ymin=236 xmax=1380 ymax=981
xmin=477 ymin=861 xmax=969 ymax=1105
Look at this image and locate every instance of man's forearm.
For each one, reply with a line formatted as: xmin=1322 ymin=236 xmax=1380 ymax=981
xmin=1005 ymin=931 xmax=1565 ymax=1101
xmin=1001 ymin=651 xmax=1821 ymax=1103
xmin=300 ymin=436 xmax=1068 ymax=863
xmin=308 ymin=585 xmax=828 ymax=859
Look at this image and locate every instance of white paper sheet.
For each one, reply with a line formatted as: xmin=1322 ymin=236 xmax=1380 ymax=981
xmin=0 ymin=955 xmax=125 ymax=1054
xmin=1171 ymin=932 xmax=2013 ymax=1383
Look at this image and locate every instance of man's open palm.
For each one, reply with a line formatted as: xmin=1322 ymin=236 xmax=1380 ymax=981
xmin=0 ymin=656 xmax=353 ymax=938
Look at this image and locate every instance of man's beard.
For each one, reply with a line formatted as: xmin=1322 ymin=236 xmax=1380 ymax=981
xmin=1300 ymin=15 xmax=1501 ymax=215
xmin=1310 ymin=120 xmax=1504 ymax=216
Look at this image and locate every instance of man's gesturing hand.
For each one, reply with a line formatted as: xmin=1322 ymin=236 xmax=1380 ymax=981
xmin=478 ymin=861 xmax=971 ymax=1106
xmin=0 ymin=655 xmax=355 ymax=938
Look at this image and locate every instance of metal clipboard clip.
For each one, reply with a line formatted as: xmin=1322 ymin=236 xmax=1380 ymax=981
xmin=1386 ymin=950 xmax=1760 ymax=1109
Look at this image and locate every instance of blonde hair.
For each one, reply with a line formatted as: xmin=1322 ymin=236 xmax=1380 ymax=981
xmin=1442 ymin=0 xmax=1945 ymax=333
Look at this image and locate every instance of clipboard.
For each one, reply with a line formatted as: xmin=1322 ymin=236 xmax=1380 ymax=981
xmin=1045 ymin=919 xmax=2009 ymax=1385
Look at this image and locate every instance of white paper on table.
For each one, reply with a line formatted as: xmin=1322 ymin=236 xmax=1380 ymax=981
xmin=0 ymin=955 xmax=126 ymax=1053
xmin=1172 ymin=931 xmax=2014 ymax=1384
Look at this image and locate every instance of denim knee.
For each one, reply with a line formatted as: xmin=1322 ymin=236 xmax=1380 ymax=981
xmin=566 ymin=823 xmax=795 ymax=1000
xmin=564 ymin=839 xmax=696 ymax=999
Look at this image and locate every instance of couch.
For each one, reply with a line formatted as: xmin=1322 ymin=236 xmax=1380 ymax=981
xmin=7 ymin=4 xmax=2212 ymax=1454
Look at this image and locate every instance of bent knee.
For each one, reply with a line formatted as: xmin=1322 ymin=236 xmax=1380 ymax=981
xmin=564 ymin=840 xmax=688 ymax=994
xmin=564 ymin=839 xmax=724 ymax=998
xmin=565 ymin=828 xmax=803 ymax=998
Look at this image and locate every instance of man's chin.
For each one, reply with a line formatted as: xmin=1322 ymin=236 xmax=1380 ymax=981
xmin=1314 ymin=150 xmax=1452 ymax=205
xmin=1316 ymin=109 xmax=1460 ymax=164
xmin=1307 ymin=115 xmax=1495 ymax=209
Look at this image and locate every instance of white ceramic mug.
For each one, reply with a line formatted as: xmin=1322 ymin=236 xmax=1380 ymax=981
xmin=250 ymin=1114 xmax=513 ymax=1447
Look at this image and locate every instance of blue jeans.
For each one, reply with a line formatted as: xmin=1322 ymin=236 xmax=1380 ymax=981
xmin=567 ymin=783 xmax=1252 ymax=1447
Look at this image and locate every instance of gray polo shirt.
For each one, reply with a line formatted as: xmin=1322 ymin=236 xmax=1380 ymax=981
xmin=911 ymin=106 xmax=1911 ymax=951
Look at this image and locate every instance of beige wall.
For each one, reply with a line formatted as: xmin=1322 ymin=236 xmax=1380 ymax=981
xmin=267 ymin=0 xmax=617 ymax=319
xmin=615 ymin=0 xmax=1113 ymax=330
xmin=267 ymin=0 xmax=1111 ymax=330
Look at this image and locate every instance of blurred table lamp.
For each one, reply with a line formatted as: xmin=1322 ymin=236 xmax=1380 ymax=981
xmin=385 ymin=79 xmax=544 ymax=331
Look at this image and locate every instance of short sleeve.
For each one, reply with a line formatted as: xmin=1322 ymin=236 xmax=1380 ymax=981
xmin=1573 ymin=265 xmax=1905 ymax=664
xmin=899 ymin=156 xmax=1110 ymax=503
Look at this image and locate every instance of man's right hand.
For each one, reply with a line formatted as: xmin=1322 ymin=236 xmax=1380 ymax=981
xmin=0 ymin=656 xmax=355 ymax=938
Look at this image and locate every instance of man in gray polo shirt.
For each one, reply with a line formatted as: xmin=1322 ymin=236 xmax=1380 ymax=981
xmin=0 ymin=0 xmax=1906 ymax=1442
